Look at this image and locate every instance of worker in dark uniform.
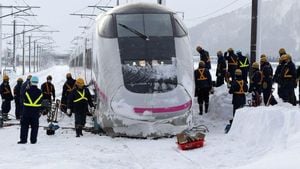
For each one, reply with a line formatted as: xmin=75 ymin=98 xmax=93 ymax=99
xmin=196 ymin=46 xmax=211 ymax=69
xmin=216 ymin=51 xmax=227 ymax=87
xmin=13 ymin=78 xmax=23 ymax=120
xmin=273 ymin=48 xmax=287 ymax=99
xmin=0 ymin=75 xmax=14 ymax=121
xmin=225 ymin=69 xmax=248 ymax=133
xmin=224 ymin=48 xmax=238 ymax=81
xmin=18 ymin=76 xmax=43 ymax=144
xmin=67 ymin=78 xmax=94 ymax=137
xmin=249 ymin=62 xmax=263 ymax=107
xmin=260 ymin=56 xmax=277 ymax=106
xmin=237 ymin=51 xmax=249 ymax=83
xmin=20 ymin=75 xmax=32 ymax=118
xmin=280 ymin=54 xmax=297 ymax=105
xmin=41 ymin=75 xmax=55 ymax=103
xmin=61 ymin=73 xmax=76 ymax=113
xmin=194 ymin=61 xmax=212 ymax=115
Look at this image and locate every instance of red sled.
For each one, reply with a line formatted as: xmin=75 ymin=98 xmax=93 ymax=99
xmin=177 ymin=138 xmax=205 ymax=150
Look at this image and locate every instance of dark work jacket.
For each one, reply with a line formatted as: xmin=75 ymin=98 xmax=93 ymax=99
xmin=194 ymin=68 xmax=212 ymax=90
xmin=199 ymin=49 xmax=211 ymax=69
xmin=0 ymin=82 xmax=14 ymax=101
xmin=229 ymin=76 xmax=248 ymax=105
xmin=23 ymin=85 xmax=43 ymax=113
xmin=261 ymin=62 xmax=273 ymax=91
xmin=216 ymin=55 xmax=227 ymax=77
xmin=249 ymin=69 xmax=263 ymax=93
xmin=14 ymin=82 xmax=23 ymax=100
xmin=61 ymin=78 xmax=76 ymax=103
xmin=280 ymin=61 xmax=297 ymax=89
xmin=41 ymin=82 xmax=55 ymax=101
xmin=67 ymin=87 xmax=94 ymax=113
xmin=273 ymin=63 xmax=284 ymax=84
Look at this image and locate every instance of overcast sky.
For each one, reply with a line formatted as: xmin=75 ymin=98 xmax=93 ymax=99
xmin=0 ymin=0 xmax=250 ymax=54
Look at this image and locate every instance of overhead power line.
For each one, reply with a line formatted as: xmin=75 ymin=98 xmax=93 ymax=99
xmin=186 ymin=0 xmax=243 ymax=21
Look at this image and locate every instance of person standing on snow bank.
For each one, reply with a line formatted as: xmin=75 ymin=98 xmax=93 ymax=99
xmin=194 ymin=61 xmax=212 ymax=115
xmin=60 ymin=73 xmax=76 ymax=113
xmin=18 ymin=76 xmax=43 ymax=144
xmin=226 ymin=69 xmax=248 ymax=133
xmin=0 ymin=75 xmax=14 ymax=121
xmin=67 ymin=78 xmax=94 ymax=137
xmin=41 ymin=75 xmax=56 ymax=104
xmin=13 ymin=78 xmax=24 ymax=120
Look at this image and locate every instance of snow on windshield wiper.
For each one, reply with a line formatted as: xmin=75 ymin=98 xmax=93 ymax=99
xmin=118 ymin=23 xmax=149 ymax=41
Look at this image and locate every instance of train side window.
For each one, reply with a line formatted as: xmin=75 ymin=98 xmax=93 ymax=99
xmin=98 ymin=15 xmax=116 ymax=38
xmin=173 ymin=14 xmax=187 ymax=37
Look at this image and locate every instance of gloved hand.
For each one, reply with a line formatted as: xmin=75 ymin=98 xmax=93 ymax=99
xmin=67 ymin=109 xmax=72 ymax=117
xmin=2 ymin=99 xmax=5 ymax=102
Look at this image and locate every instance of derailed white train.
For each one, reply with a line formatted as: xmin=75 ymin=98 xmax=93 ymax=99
xmin=70 ymin=3 xmax=194 ymax=137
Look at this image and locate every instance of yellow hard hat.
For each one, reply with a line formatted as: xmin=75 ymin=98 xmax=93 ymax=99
xmin=286 ymin=54 xmax=292 ymax=61
xmin=235 ymin=69 xmax=242 ymax=76
xmin=196 ymin=46 xmax=202 ymax=52
xmin=198 ymin=61 xmax=205 ymax=68
xmin=252 ymin=62 xmax=259 ymax=69
xmin=280 ymin=54 xmax=288 ymax=62
xmin=217 ymin=51 xmax=223 ymax=56
xmin=66 ymin=73 xmax=72 ymax=78
xmin=17 ymin=78 xmax=23 ymax=82
xmin=227 ymin=48 xmax=234 ymax=52
xmin=3 ymin=75 xmax=9 ymax=81
xmin=75 ymin=78 xmax=85 ymax=87
xmin=279 ymin=48 xmax=286 ymax=55
xmin=260 ymin=56 xmax=267 ymax=63
xmin=260 ymin=54 xmax=267 ymax=58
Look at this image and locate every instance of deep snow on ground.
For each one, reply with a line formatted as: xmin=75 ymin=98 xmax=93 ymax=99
xmin=0 ymin=64 xmax=300 ymax=169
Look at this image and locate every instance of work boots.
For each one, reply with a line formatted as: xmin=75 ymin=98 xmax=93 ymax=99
xmin=76 ymin=129 xmax=80 ymax=137
xmin=199 ymin=104 xmax=203 ymax=115
xmin=205 ymin=103 xmax=209 ymax=113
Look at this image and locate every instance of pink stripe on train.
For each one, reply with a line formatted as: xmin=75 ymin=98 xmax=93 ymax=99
xmin=134 ymin=100 xmax=192 ymax=114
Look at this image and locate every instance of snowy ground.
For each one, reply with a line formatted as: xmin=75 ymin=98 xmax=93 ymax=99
xmin=0 ymin=64 xmax=300 ymax=169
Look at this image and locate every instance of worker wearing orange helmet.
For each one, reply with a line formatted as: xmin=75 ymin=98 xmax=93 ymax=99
xmin=67 ymin=78 xmax=95 ymax=137
xmin=0 ymin=75 xmax=14 ymax=121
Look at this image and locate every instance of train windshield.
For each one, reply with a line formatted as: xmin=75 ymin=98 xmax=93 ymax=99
xmin=116 ymin=13 xmax=177 ymax=94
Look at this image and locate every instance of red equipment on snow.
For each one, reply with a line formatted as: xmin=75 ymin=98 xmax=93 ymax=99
xmin=176 ymin=125 xmax=208 ymax=150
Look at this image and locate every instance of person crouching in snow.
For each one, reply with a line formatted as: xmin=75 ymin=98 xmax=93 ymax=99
xmin=18 ymin=76 xmax=43 ymax=144
xmin=67 ymin=78 xmax=94 ymax=137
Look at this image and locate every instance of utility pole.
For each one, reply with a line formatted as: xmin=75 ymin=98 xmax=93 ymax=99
xmin=117 ymin=0 xmax=120 ymax=6
xmin=13 ymin=20 xmax=16 ymax=70
xmin=22 ymin=29 xmax=25 ymax=75
xmin=250 ymin=0 xmax=258 ymax=64
xmin=28 ymin=36 xmax=31 ymax=72
xmin=33 ymin=40 xmax=36 ymax=72
xmin=157 ymin=0 xmax=166 ymax=5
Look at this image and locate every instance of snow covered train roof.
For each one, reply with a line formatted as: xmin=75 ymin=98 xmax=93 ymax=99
xmin=107 ymin=2 xmax=174 ymax=15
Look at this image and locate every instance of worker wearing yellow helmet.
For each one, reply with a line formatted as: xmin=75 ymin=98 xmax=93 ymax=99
xmin=67 ymin=77 xmax=95 ymax=137
xmin=0 ymin=74 xmax=14 ymax=121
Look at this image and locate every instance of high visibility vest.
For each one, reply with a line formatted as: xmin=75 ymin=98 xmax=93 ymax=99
xmin=239 ymin=57 xmax=249 ymax=68
xmin=66 ymin=83 xmax=74 ymax=92
xmin=23 ymin=92 xmax=43 ymax=107
xmin=73 ymin=90 xmax=88 ymax=103
xmin=284 ymin=68 xmax=292 ymax=78
xmin=197 ymin=68 xmax=208 ymax=80
xmin=228 ymin=57 xmax=238 ymax=66
xmin=234 ymin=80 xmax=245 ymax=94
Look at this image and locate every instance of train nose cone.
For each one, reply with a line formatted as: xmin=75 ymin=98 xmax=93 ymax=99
xmin=111 ymin=85 xmax=192 ymax=121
